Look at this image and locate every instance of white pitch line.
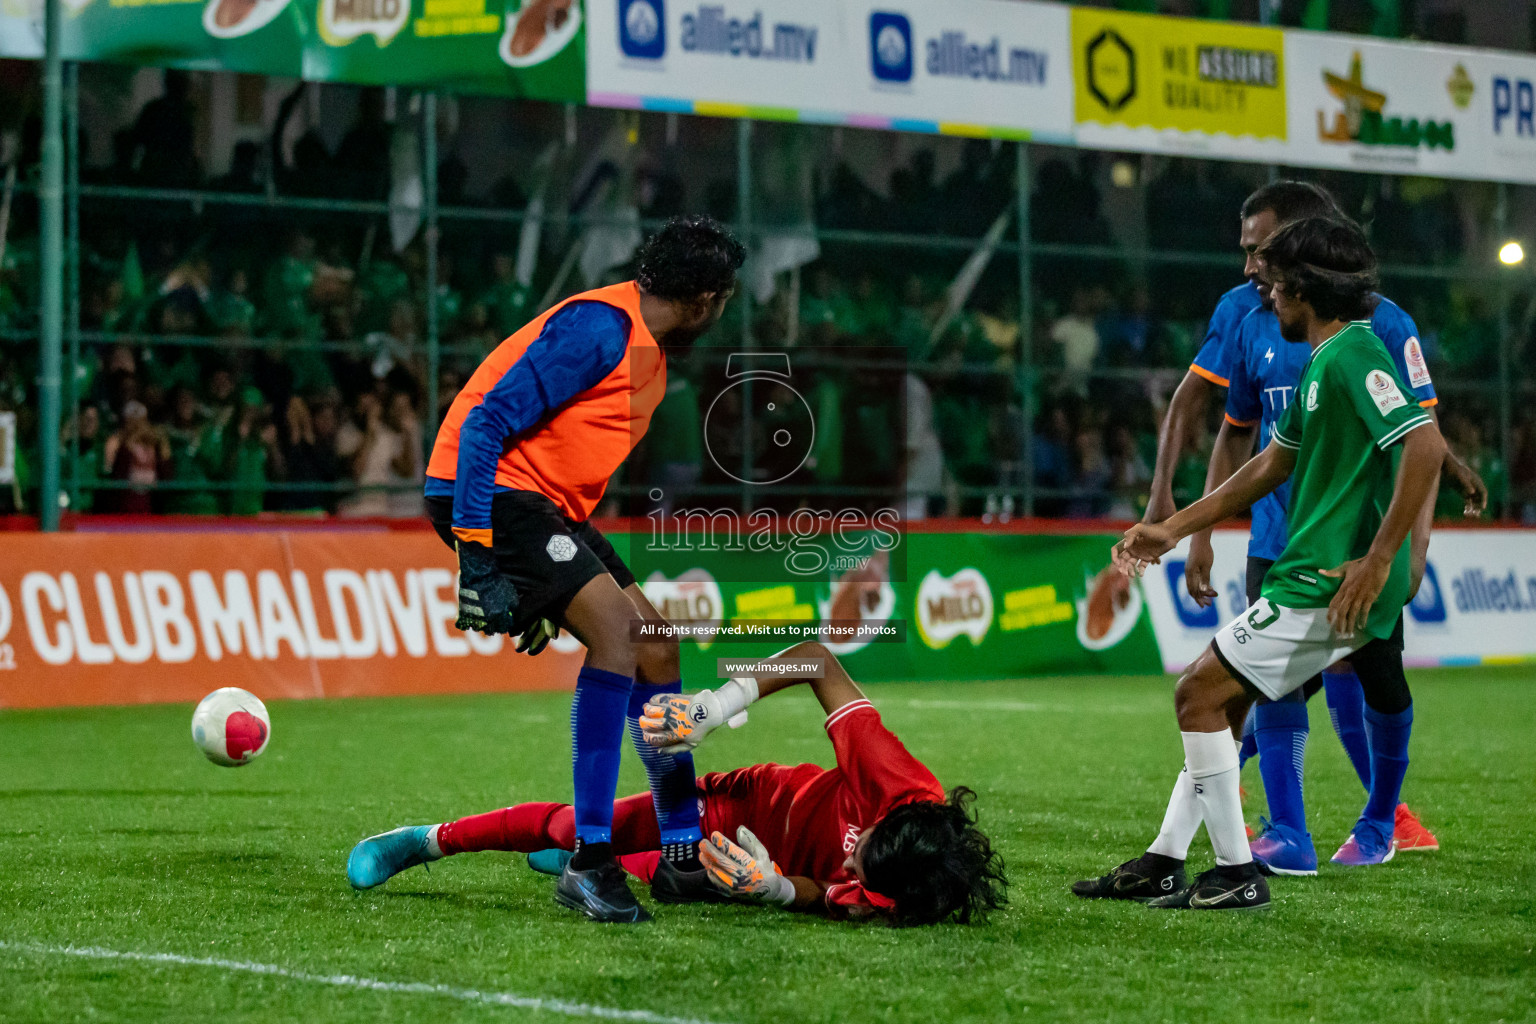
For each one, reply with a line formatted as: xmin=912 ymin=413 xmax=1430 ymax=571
xmin=0 ymin=941 xmax=733 ymax=1024
xmin=903 ymin=699 xmax=1149 ymax=714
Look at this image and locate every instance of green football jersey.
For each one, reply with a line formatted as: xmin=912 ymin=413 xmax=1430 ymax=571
xmin=1263 ymin=322 xmax=1434 ymax=639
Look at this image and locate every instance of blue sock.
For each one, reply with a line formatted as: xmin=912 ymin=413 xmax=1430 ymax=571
xmin=1362 ymin=703 xmax=1412 ymax=834
xmin=1238 ymin=705 xmax=1258 ymax=769
xmin=627 ymin=680 xmax=703 ymax=865
xmin=570 ymin=666 xmax=633 ymax=847
xmin=1253 ymin=698 xmax=1310 ymax=835
xmin=1323 ymin=668 xmax=1372 ymax=790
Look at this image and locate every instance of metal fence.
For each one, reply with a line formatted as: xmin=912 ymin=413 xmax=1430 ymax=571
xmin=1 ymin=65 xmax=1532 ymax=526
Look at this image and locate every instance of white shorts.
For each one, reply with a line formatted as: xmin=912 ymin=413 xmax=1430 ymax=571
xmin=1211 ymin=598 xmax=1369 ymax=702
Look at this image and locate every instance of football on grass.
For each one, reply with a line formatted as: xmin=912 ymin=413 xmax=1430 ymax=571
xmin=191 ymin=688 xmax=271 ymax=767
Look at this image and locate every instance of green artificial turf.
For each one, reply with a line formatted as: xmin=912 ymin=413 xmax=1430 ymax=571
xmin=0 ymin=669 xmax=1532 ymax=1024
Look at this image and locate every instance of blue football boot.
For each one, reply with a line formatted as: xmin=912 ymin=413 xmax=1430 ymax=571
xmin=1249 ymin=817 xmax=1319 ymax=876
xmin=1331 ymin=818 xmax=1398 ymax=866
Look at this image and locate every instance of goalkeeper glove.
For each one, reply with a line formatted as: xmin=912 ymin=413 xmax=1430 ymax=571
xmin=701 ymin=827 xmax=795 ymax=906
xmin=455 ymin=540 xmax=519 ymax=635
xmin=639 ymin=677 xmax=758 ymax=755
xmin=515 ymin=617 xmax=558 ymax=656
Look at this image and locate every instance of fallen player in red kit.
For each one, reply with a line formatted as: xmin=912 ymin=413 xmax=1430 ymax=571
xmin=346 ymin=642 xmax=1007 ymax=925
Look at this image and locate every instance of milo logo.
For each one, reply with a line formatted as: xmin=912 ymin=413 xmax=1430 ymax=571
xmin=641 ymin=569 xmax=725 ymax=649
xmin=915 ymin=568 xmax=993 ymax=650
xmin=319 ymin=0 xmax=409 ymax=46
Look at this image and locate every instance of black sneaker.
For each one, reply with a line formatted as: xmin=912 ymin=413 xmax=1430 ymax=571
xmin=650 ymin=858 xmax=731 ymax=904
xmin=1147 ymin=864 xmax=1270 ymax=911
xmin=1072 ymin=853 xmax=1186 ymax=901
xmin=555 ymin=859 xmax=653 ymax=923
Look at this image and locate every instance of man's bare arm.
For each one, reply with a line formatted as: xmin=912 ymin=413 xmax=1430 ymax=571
xmin=1145 ymin=370 xmax=1219 ymax=523
xmin=1324 ymin=425 xmax=1447 ymax=635
xmin=1184 ymin=418 xmax=1259 ymax=604
xmin=639 ymin=642 xmax=865 ymax=754
xmin=743 ymin=641 xmax=865 ymax=715
xmin=1409 ymin=466 xmax=1440 ymax=598
xmin=1367 ymin=427 xmax=1446 ymax=571
xmin=1423 ymin=406 xmax=1487 ymax=516
xmin=1115 ymin=440 xmax=1296 ymax=574
xmin=787 ymin=876 xmax=828 ymax=911
xmin=1158 ymin=440 xmax=1294 ymax=543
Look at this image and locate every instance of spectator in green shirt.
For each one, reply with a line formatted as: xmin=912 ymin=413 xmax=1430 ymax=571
xmin=356 ymin=258 xmax=411 ymax=335
xmin=843 ymin=270 xmax=896 ymax=341
xmin=264 ymin=229 xmax=319 ymax=338
xmin=206 ymin=267 xmax=256 ymax=336
xmin=645 ymin=373 xmax=703 ymax=510
xmin=64 ymin=405 xmax=104 ymax=514
xmin=799 ymin=266 xmax=849 ymax=346
xmin=223 ymin=386 xmax=285 ymax=515
xmin=479 ymin=252 xmax=532 ymax=337
xmin=163 ymin=385 xmax=223 ymax=515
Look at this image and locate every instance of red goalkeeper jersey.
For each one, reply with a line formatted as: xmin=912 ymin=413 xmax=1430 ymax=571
xmin=695 ymin=699 xmax=944 ymax=917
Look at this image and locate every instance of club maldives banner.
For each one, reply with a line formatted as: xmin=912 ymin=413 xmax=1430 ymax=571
xmin=1140 ymin=528 xmax=1536 ymax=673
xmin=3 ymin=526 xmax=1532 ymax=708
xmin=584 ymin=0 xmax=1074 ymax=141
xmin=0 ymin=0 xmax=585 ymax=100
xmin=0 ymin=527 xmax=1159 ymax=708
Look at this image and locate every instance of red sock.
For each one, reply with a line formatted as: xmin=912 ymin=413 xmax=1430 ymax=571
xmin=619 ymin=852 xmax=662 ymax=884
xmin=436 ymin=802 xmax=569 ymax=856
xmin=435 ymin=794 xmax=656 ymax=857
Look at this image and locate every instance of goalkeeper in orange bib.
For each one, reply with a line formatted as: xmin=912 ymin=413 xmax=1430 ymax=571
xmin=347 ymin=643 xmax=1008 ymax=925
xmin=354 ymin=217 xmax=744 ymax=924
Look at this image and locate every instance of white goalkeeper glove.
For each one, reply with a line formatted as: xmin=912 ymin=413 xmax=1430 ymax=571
xmin=639 ymin=678 xmax=758 ymax=755
xmin=700 ymin=826 xmax=795 ymax=906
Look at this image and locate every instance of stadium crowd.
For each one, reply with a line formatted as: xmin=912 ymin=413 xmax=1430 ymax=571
xmin=0 ymin=68 xmax=1526 ymax=520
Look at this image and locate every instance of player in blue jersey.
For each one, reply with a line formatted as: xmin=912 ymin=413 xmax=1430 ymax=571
xmin=1144 ymin=181 xmax=1486 ymax=872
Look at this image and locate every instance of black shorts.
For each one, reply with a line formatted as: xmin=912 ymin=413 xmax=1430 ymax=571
xmin=1241 ymin=555 xmax=1404 ymax=704
xmin=426 ymin=490 xmax=635 ymax=634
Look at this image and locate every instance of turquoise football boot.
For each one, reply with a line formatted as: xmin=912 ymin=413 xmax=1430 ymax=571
xmin=347 ymin=826 xmax=437 ymax=889
xmin=528 ymin=848 xmax=573 ymax=876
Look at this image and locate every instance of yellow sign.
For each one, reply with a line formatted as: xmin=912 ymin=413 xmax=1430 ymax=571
xmin=731 ymin=586 xmax=814 ymax=626
xmin=1072 ymin=8 xmax=1286 ymax=139
xmin=998 ymin=585 xmax=1073 ymax=633
xmin=415 ymin=0 xmax=498 ymax=37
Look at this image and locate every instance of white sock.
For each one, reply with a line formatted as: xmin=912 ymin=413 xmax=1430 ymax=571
xmin=424 ymin=824 xmax=445 ymax=859
xmin=1147 ymin=765 xmax=1201 ymax=861
xmin=1182 ymin=730 xmax=1252 ymax=867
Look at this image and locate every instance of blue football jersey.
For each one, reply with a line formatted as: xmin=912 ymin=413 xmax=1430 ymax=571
xmin=1190 ymin=281 xmax=1264 ymax=386
xmin=1225 ymin=294 xmax=1438 ymax=561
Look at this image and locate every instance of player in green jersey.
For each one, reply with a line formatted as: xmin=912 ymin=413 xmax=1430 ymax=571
xmin=1072 ymin=217 xmax=1446 ymax=911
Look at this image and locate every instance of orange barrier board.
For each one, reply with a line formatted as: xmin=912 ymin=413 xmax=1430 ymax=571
xmin=0 ymin=532 xmax=584 ymax=708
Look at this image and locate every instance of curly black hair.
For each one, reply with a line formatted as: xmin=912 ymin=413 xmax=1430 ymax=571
xmin=859 ymin=787 xmax=1008 ymax=926
xmin=634 ymin=215 xmax=746 ymax=301
xmin=1254 ymin=216 xmax=1379 ymax=323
